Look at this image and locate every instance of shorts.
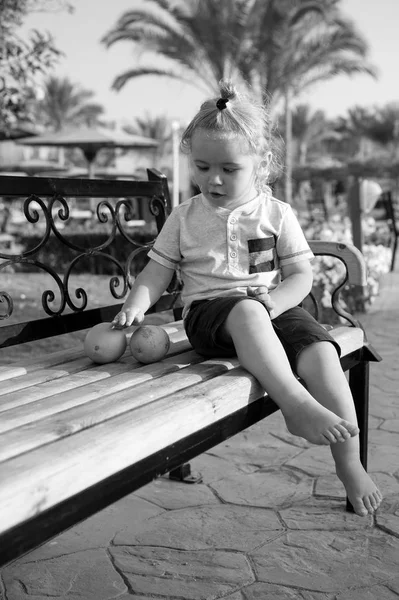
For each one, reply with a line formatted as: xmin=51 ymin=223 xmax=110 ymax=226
xmin=184 ymin=296 xmax=341 ymax=371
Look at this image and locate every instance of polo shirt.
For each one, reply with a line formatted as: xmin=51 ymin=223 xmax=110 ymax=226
xmin=147 ymin=192 xmax=314 ymax=317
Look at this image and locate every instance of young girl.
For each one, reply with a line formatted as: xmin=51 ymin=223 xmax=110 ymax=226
xmin=112 ymin=81 xmax=382 ymax=517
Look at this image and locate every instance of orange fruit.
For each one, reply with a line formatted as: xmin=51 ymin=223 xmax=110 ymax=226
xmin=84 ymin=322 xmax=127 ymax=364
xmin=129 ymin=325 xmax=170 ymax=364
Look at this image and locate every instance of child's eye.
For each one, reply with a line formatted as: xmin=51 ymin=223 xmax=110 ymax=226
xmin=196 ymin=165 xmax=208 ymax=172
xmin=223 ymin=168 xmax=236 ymax=174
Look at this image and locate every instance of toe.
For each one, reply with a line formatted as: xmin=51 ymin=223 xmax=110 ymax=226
xmin=323 ymin=430 xmax=337 ymax=444
xmin=363 ymin=496 xmax=375 ymax=515
xmin=335 ymin=424 xmax=351 ymax=440
xmin=343 ymin=421 xmax=359 ymax=436
xmin=320 ymin=433 xmax=333 ymax=445
xmin=353 ymin=500 xmax=369 ymax=517
xmin=371 ymin=491 xmax=382 ymax=510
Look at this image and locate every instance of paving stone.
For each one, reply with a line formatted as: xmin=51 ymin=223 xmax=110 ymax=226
xmin=110 ymin=546 xmax=254 ymax=599
xmin=279 ymin=503 xmax=373 ymax=530
xmin=369 ymin=400 xmax=399 ymax=420
xmin=14 ymin=494 xmax=164 ymax=562
xmin=250 ymin=529 xmax=399 ymax=593
xmin=209 ymin=467 xmax=313 ymax=508
xmin=314 ymin=474 xmax=345 ymax=498
xmin=375 ymin=497 xmax=399 ymax=537
xmin=134 ymin=475 xmax=220 ymax=510
xmin=379 ymin=418 xmax=399 ymax=433
xmin=369 ymin=429 xmax=399 ymax=446
xmin=193 ymin=450 xmax=260 ymax=481
xmin=367 ymin=415 xmax=385 ymax=429
xmin=285 ymin=446 xmax=334 ymax=476
xmin=242 ymin=583 xmax=334 ymax=599
xmin=217 ymin=592 xmax=244 ymax=600
xmin=205 ymin=433 xmax=303 ymax=469
xmin=113 ymin=504 xmax=283 ymax=551
xmin=2 ymin=549 xmax=126 ymax=599
xmin=370 ymin=378 xmax=399 ymax=395
xmin=335 ymin=585 xmax=399 ymax=599
xmin=387 ymin=575 xmax=399 ymax=595
xmin=367 ymin=444 xmax=399 ymax=473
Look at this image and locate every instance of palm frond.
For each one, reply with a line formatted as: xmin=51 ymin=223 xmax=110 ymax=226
xmin=111 ymin=64 xmax=211 ymax=96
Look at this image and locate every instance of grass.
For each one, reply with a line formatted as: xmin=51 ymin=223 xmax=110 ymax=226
xmin=0 ymin=272 xmax=173 ymax=363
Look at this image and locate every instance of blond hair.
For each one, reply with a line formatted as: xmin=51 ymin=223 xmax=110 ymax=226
xmin=181 ymin=80 xmax=279 ymax=194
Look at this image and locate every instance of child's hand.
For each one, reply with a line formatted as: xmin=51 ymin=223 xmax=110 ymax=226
xmin=247 ymin=286 xmax=276 ymax=319
xmin=112 ymin=307 xmax=145 ymax=328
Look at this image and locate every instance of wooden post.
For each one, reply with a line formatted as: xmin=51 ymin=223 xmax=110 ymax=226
xmin=347 ymin=177 xmax=363 ymax=253
xmin=347 ymin=177 xmax=365 ymax=311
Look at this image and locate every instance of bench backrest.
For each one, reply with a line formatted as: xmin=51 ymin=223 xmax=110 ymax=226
xmin=0 ymin=170 xmax=364 ymax=350
xmin=0 ymin=169 xmax=181 ymax=349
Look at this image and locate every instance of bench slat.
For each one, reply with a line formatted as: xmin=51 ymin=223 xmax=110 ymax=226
xmin=0 ymin=347 xmax=84 ymax=381
xmin=0 ymin=361 xmax=96 ymax=396
xmin=0 ymin=350 xmax=201 ymax=434
xmin=0 ymin=356 xmax=239 ymax=462
xmin=0 ymin=324 xmax=189 ymax=403
xmin=0 ymin=321 xmax=185 ymax=381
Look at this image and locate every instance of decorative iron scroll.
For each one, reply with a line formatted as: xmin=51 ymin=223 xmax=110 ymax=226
xmin=0 ymin=191 xmax=169 ymax=319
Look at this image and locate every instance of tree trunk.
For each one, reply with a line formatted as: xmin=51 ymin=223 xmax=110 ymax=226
xmin=284 ymin=87 xmax=293 ymax=204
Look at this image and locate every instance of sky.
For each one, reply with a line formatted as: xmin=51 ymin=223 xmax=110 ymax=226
xmin=20 ymin=0 xmax=399 ymax=127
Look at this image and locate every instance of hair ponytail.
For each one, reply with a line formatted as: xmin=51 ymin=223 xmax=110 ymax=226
xmin=180 ymin=79 xmax=281 ymax=195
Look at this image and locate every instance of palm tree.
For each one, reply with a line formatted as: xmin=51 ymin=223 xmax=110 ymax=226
xmin=32 ymin=75 xmax=105 ymax=165
xmin=333 ymin=106 xmax=376 ymax=161
xmin=123 ymin=113 xmax=172 ymax=169
xmin=102 ymin=0 xmax=376 ymax=202
xmin=365 ymin=103 xmax=399 ymax=159
xmin=278 ymin=104 xmax=340 ymax=165
xmin=102 ymin=1 xmax=342 ymax=100
xmin=36 ymin=76 xmax=104 ymax=131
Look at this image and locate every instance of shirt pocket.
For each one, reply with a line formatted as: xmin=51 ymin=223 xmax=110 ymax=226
xmin=247 ymin=236 xmax=276 ymax=273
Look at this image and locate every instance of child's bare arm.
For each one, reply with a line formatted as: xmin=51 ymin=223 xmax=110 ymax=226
xmin=112 ymin=259 xmax=175 ymax=327
xmin=249 ymin=261 xmax=313 ymax=319
xmin=268 ymin=260 xmax=313 ymax=318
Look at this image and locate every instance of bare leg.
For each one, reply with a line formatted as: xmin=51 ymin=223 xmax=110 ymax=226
xmin=297 ymin=342 xmax=383 ymax=516
xmin=223 ymin=300 xmax=358 ymax=446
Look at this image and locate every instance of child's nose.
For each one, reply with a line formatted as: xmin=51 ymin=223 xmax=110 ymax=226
xmin=209 ymin=172 xmax=223 ymax=185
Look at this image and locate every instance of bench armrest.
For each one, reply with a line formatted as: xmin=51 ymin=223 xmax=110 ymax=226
xmin=308 ymin=240 xmax=367 ymax=329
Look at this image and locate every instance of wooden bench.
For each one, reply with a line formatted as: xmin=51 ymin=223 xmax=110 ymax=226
xmin=0 ymin=171 xmax=381 ymax=567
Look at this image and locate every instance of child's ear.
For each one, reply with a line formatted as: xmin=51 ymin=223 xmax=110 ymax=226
xmin=259 ymin=152 xmax=272 ymax=170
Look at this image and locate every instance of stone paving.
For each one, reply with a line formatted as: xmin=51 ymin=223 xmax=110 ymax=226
xmin=1 ymin=270 xmax=399 ymax=600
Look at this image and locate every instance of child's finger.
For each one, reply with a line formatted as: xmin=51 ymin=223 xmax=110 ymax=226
xmin=255 ymin=286 xmax=269 ymax=296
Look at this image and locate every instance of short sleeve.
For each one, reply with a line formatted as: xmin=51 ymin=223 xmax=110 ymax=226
xmin=147 ymin=207 xmax=181 ymax=270
xmin=276 ymin=205 xmax=314 ymax=266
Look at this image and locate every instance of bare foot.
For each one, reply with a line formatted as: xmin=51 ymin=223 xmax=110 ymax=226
xmin=337 ymin=459 xmax=383 ymax=516
xmin=283 ymin=400 xmax=359 ymax=445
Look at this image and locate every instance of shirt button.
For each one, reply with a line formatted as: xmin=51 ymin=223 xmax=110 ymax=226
xmin=229 ymin=217 xmax=237 ymax=224
xmin=230 ymin=251 xmax=237 ymax=258
xmin=230 ymin=234 xmax=237 ymax=241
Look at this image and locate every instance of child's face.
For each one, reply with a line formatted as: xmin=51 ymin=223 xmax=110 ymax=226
xmin=190 ymin=130 xmax=259 ymax=208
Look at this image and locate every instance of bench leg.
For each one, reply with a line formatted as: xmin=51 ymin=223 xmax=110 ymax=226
xmin=169 ymin=463 xmax=203 ymax=484
xmin=346 ymin=359 xmax=370 ymax=511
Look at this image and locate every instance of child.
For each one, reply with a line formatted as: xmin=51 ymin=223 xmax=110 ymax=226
xmin=112 ymin=81 xmax=382 ymax=517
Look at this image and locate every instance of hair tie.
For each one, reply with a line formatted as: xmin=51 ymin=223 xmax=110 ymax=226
xmin=216 ymin=97 xmax=229 ymax=110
